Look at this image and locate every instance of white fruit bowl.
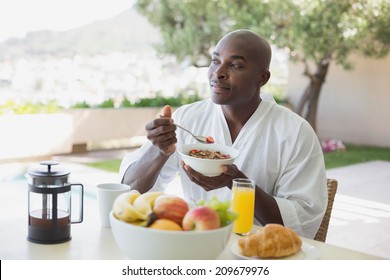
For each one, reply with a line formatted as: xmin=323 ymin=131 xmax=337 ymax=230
xmin=178 ymin=143 xmax=239 ymax=177
xmin=110 ymin=211 xmax=233 ymax=260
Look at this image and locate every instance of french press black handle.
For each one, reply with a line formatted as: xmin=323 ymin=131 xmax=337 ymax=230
xmin=70 ymin=183 xmax=84 ymax=224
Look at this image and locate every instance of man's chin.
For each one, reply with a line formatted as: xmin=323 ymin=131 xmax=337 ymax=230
xmin=211 ymin=96 xmax=224 ymax=105
xmin=211 ymin=93 xmax=230 ymax=105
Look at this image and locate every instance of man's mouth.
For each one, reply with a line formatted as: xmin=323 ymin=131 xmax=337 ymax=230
xmin=210 ymin=81 xmax=230 ymax=91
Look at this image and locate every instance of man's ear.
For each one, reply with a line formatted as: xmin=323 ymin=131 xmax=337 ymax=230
xmin=259 ymin=70 xmax=271 ymax=87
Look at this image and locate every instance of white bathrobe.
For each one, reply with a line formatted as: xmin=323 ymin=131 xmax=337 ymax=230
xmin=120 ymin=96 xmax=327 ymax=238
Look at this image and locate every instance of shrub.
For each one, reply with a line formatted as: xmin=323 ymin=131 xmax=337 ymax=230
xmin=71 ymin=101 xmax=90 ymax=108
xmin=118 ymin=93 xmax=203 ymax=108
xmin=0 ymin=100 xmax=61 ymax=115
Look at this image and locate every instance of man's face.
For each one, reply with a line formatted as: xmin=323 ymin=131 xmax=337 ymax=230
xmin=207 ymin=35 xmax=266 ymax=107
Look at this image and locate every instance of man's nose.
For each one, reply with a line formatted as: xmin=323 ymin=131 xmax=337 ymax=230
xmin=214 ymin=65 xmax=227 ymax=79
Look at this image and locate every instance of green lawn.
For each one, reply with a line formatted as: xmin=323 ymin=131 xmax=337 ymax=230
xmin=324 ymin=144 xmax=390 ymax=169
xmin=86 ymin=159 xmax=122 ymax=173
xmin=85 ymin=144 xmax=390 ymax=172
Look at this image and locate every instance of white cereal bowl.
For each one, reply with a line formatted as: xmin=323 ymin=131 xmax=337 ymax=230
xmin=178 ymin=143 xmax=239 ymax=177
xmin=110 ymin=211 xmax=233 ymax=260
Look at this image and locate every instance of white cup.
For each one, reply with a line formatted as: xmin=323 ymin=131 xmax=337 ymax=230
xmin=96 ymin=183 xmax=130 ymax=227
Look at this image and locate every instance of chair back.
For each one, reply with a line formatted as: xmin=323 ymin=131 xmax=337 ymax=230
xmin=314 ymin=179 xmax=338 ymax=242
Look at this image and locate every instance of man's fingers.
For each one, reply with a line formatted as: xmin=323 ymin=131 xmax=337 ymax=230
xmin=220 ymin=164 xmax=239 ymax=176
xmin=145 ymin=117 xmax=174 ymax=131
xmin=161 ymin=105 xmax=172 ymax=118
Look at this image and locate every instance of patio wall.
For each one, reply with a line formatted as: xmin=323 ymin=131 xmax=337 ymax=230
xmin=64 ymin=107 xmax=161 ymax=144
xmin=0 ymin=114 xmax=74 ymax=160
xmin=287 ymin=54 xmax=390 ymax=148
xmin=0 ymin=108 xmax=162 ymax=161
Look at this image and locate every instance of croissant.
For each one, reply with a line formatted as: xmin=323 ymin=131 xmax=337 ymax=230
xmin=237 ymin=224 xmax=302 ymax=258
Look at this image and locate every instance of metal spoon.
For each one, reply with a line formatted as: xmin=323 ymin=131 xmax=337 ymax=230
xmin=175 ymin=124 xmax=213 ymax=144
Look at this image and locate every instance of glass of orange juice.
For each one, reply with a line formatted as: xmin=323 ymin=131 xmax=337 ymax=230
xmin=231 ymin=178 xmax=255 ymax=235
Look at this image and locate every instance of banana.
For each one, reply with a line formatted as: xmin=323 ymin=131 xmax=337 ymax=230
xmin=113 ymin=190 xmax=148 ymax=223
xmin=114 ymin=205 xmax=147 ymax=223
xmin=130 ymin=220 xmax=149 ymax=227
xmin=132 ymin=191 xmax=165 ymax=215
xmin=127 ymin=189 xmax=141 ymax=204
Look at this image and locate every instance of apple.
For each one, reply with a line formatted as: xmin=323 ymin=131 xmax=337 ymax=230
xmin=182 ymin=206 xmax=220 ymax=231
xmin=152 ymin=195 xmax=189 ymax=224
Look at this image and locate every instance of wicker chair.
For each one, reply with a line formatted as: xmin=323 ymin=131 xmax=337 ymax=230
xmin=314 ymin=179 xmax=338 ymax=242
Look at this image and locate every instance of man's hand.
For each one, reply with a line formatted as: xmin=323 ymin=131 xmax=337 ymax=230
xmin=180 ymin=161 xmax=247 ymax=191
xmin=145 ymin=105 xmax=177 ymax=156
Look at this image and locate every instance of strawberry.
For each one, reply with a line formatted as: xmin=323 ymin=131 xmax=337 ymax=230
xmin=206 ymin=136 xmax=215 ymax=143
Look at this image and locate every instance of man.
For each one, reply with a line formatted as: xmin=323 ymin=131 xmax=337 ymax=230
xmin=120 ymin=29 xmax=327 ymax=238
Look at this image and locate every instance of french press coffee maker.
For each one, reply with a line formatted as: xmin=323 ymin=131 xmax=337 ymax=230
xmin=26 ymin=161 xmax=84 ymax=244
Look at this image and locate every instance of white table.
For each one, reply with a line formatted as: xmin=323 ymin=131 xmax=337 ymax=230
xmin=0 ymin=178 xmax=382 ymax=260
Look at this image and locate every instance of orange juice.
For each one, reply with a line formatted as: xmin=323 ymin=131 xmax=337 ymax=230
xmin=231 ymin=185 xmax=255 ymax=235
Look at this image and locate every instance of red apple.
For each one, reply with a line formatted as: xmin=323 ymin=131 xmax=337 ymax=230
xmin=152 ymin=195 xmax=189 ymax=224
xmin=182 ymin=206 xmax=220 ymax=231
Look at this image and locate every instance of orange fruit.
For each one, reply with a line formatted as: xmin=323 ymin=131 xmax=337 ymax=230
xmin=149 ymin=219 xmax=182 ymax=231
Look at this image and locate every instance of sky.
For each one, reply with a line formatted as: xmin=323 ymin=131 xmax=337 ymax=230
xmin=0 ymin=0 xmax=135 ymax=42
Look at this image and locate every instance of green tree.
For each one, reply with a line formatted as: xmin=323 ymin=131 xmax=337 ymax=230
xmin=137 ymin=0 xmax=390 ymax=131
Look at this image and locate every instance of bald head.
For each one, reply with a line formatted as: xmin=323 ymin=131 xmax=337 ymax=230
xmin=218 ymin=29 xmax=272 ymax=71
xmin=208 ymin=29 xmax=272 ymax=107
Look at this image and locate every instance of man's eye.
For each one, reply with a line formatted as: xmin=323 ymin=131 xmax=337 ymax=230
xmin=231 ymin=64 xmax=242 ymax=69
